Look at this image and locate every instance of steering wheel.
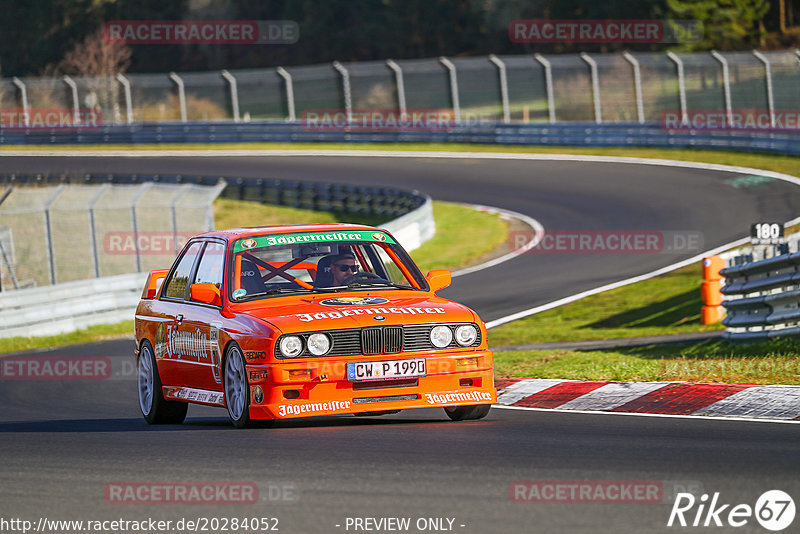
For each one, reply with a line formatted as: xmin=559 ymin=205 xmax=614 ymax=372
xmin=344 ymin=271 xmax=386 ymax=285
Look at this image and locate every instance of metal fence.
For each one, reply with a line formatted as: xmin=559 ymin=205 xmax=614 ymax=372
xmin=0 ymin=181 xmax=224 ymax=291
xmin=1 ymin=50 xmax=798 ymax=126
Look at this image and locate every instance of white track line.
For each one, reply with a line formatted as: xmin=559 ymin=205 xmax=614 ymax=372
xmin=492 ymin=404 xmax=800 ymax=425
xmin=451 ymin=203 xmax=544 ymax=278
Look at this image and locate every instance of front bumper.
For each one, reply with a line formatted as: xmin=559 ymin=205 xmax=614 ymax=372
xmin=246 ymin=350 xmax=495 ymax=419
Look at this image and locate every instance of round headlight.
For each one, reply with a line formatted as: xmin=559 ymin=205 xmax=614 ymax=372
xmin=430 ymin=325 xmax=453 ymax=348
xmin=279 ymin=336 xmax=303 ymax=358
xmin=307 ymin=333 xmax=331 ymax=356
xmin=455 ymin=324 xmax=478 ymax=346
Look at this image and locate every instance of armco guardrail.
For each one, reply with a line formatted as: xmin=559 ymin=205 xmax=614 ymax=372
xmin=0 ymin=272 xmax=147 ymax=338
xmin=720 ymin=237 xmax=800 ymax=341
xmin=0 ymin=173 xmax=433 ymax=338
xmin=2 ymin=121 xmax=800 ymax=155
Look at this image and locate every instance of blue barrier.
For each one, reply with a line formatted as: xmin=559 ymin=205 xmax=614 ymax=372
xmin=2 ymin=121 xmax=800 ymax=155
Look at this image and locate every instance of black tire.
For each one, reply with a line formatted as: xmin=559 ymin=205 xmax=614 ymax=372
xmin=224 ymin=343 xmax=252 ymax=428
xmin=137 ymin=340 xmax=188 ymax=425
xmin=444 ymin=404 xmax=491 ymax=421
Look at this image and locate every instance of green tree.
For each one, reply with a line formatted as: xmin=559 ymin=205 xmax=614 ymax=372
xmin=666 ymin=0 xmax=770 ymax=50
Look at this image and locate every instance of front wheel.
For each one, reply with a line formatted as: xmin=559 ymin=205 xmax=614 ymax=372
xmin=137 ymin=340 xmax=188 ymax=424
xmin=444 ymin=404 xmax=491 ymax=421
xmin=224 ymin=343 xmax=251 ymax=428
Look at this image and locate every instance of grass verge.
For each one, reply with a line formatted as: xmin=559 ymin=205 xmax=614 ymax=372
xmin=1 ymin=199 xmax=507 ymax=354
xmin=495 ymin=338 xmax=800 ymax=385
xmin=488 ymin=263 xmax=721 ymax=347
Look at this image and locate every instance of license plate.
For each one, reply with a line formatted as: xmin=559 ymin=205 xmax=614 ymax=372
xmin=347 ymin=358 xmax=426 ymax=382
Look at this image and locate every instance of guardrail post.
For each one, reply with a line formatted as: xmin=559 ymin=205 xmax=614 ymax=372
xmin=439 ymin=57 xmax=461 ymax=122
xmin=332 ymin=61 xmax=353 ymax=123
xmin=752 ymin=50 xmax=775 ymax=128
xmin=11 ymin=77 xmax=29 ymax=126
xmin=116 ymin=73 xmax=134 ymax=124
xmin=168 ymin=72 xmax=187 ymax=123
xmin=88 ymin=184 xmax=110 ymax=278
xmin=385 ymin=59 xmax=407 ymax=117
xmin=488 ymin=54 xmax=510 ymax=124
xmin=666 ymin=51 xmax=688 ymax=125
xmin=710 ymin=51 xmax=733 ymax=127
xmin=276 ymin=67 xmax=296 ymax=122
xmin=44 ymin=185 xmax=65 ymax=285
xmin=580 ymin=52 xmax=602 ymax=124
xmin=622 ymin=52 xmax=645 ymax=124
xmin=534 ymin=54 xmax=556 ymax=124
xmin=62 ymin=75 xmax=80 ymax=124
xmin=220 ymin=70 xmax=240 ymax=122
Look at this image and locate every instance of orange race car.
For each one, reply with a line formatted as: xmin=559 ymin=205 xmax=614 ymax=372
xmin=134 ymin=224 xmax=495 ymax=428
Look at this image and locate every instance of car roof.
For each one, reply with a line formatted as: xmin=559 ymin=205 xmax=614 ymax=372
xmin=195 ymin=223 xmax=384 ymax=241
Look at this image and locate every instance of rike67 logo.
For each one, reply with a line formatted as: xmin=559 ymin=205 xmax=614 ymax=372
xmin=668 ymin=490 xmax=795 ymax=531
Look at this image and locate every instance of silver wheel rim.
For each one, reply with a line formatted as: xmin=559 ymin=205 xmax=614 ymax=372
xmin=225 ymin=348 xmax=246 ymax=420
xmin=137 ymin=347 xmax=154 ymax=416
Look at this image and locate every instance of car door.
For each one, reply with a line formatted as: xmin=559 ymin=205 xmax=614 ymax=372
xmin=180 ymin=240 xmax=227 ymax=392
xmin=156 ymin=240 xmax=204 ymax=388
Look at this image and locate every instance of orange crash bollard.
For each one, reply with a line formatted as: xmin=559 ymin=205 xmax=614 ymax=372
xmin=701 ymin=256 xmax=725 ymax=324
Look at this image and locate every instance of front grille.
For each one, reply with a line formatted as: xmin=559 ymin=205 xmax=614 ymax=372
xmin=353 ymin=394 xmax=418 ymax=404
xmin=275 ymin=323 xmax=481 ymax=358
xmin=384 ymin=326 xmax=403 ymax=353
xmin=361 ymin=327 xmax=383 ymax=355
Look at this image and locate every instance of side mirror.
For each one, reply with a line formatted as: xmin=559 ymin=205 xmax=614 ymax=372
xmin=141 ymin=269 xmax=169 ymax=299
xmin=425 ymin=269 xmax=452 ymax=292
xmin=190 ymin=283 xmax=222 ymax=306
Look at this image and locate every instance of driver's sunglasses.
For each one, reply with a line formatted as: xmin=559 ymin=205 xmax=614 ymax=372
xmin=334 ymin=264 xmax=359 ymax=273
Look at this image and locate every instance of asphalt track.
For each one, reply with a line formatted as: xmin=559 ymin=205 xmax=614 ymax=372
xmin=2 ymin=154 xmax=800 ymax=533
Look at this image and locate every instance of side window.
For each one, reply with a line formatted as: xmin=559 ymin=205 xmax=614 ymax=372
xmin=163 ymin=241 xmax=203 ymax=300
xmin=193 ymin=242 xmax=225 ymax=289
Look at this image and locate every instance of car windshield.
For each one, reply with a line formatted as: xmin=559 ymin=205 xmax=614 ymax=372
xmin=228 ymin=230 xmax=428 ymax=301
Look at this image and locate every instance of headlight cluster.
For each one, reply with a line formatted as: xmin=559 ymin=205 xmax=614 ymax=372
xmin=278 ymin=334 xmax=331 ymax=358
xmin=430 ymin=324 xmax=478 ymax=348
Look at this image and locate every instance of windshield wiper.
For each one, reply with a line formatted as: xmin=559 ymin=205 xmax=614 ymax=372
xmin=346 ymin=281 xmax=415 ymax=290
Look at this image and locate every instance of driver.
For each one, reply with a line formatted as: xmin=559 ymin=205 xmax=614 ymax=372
xmin=330 ymin=253 xmax=359 ymax=286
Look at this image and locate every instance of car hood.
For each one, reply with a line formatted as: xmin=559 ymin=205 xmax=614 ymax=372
xmin=230 ymin=292 xmax=477 ymax=333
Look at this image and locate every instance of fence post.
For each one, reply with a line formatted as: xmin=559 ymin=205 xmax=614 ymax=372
xmin=580 ymin=52 xmax=602 ymax=124
xmin=171 ymin=184 xmax=192 ymax=254
xmin=11 ymin=77 xmax=29 ymax=126
xmin=752 ymin=50 xmax=775 ymax=128
xmin=666 ymin=51 xmax=688 ymax=125
xmin=534 ymin=54 xmax=556 ymax=124
xmin=332 ymin=61 xmax=353 ymax=123
xmin=220 ymin=70 xmax=240 ymax=122
xmin=88 ymin=184 xmax=109 ymax=278
xmin=710 ymin=51 xmax=732 ymax=126
xmin=622 ymin=52 xmax=645 ymax=124
xmin=43 ymin=185 xmax=65 ymax=285
xmin=131 ymin=183 xmax=154 ymax=273
xmin=488 ymin=54 xmax=510 ymax=124
xmin=62 ymin=75 xmax=80 ymax=124
xmin=276 ymin=67 xmax=296 ymax=122
xmin=385 ymin=59 xmax=407 ymax=117
xmin=116 ymin=73 xmax=134 ymax=124
xmin=439 ymin=57 xmax=461 ymax=122
xmin=168 ymin=72 xmax=187 ymax=123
